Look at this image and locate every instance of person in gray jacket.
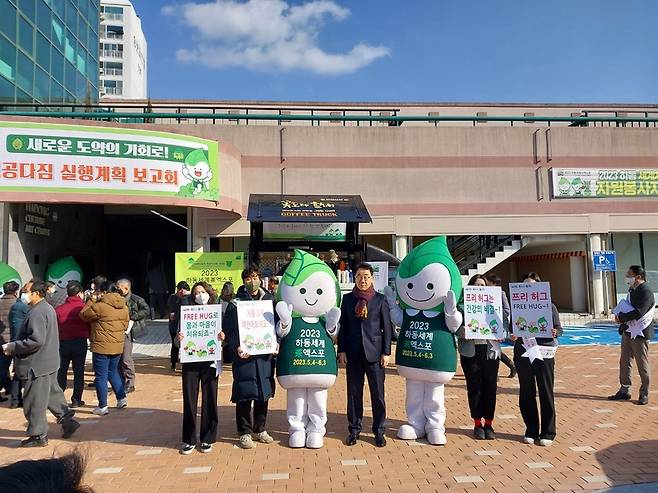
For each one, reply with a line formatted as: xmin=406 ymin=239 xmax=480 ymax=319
xmin=2 ymin=280 xmax=79 ymax=447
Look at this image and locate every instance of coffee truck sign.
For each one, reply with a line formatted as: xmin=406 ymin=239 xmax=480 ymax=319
xmin=551 ymin=168 xmax=658 ymax=198
xmin=0 ymin=121 xmax=219 ymax=202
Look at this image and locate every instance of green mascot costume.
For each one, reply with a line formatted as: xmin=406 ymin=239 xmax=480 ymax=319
xmin=384 ymin=237 xmax=463 ymax=445
xmin=46 ymin=256 xmax=83 ymax=290
xmin=276 ymin=250 xmax=341 ymax=449
xmin=0 ymin=263 xmax=21 ymax=295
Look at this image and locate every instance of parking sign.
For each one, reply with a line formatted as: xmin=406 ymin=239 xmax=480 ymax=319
xmin=593 ymin=251 xmax=616 ymax=272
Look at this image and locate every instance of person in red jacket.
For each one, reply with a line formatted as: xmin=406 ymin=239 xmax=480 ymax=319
xmin=55 ymin=281 xmax=90 ymax=408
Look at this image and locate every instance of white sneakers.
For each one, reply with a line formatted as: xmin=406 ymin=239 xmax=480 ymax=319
xmin=92 ymin=406 xmax=109 ymax=416
xmin=253 ymin=431 xmax=274 ymax=444
xmin=238 ymin=434 xmax=256 ymax=449
xmin=92 ymin=398 xmax=127 ymax=416
xmin=522 ymin=436 xmax=554 ymax=446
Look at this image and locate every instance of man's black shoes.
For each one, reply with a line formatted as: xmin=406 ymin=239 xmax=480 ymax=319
xmin=638 ymin=395 xmax=649 ymax=405
xmin=375 ymin=434 xmax=387 ymax=447
xmin=346 ymin=433 xmax=359 ymax=446
xmin=608 ymin=390 xmax=631 ymax=401
xmin=21 ymin=435 xmax=48 ymax=447
xmin=62 ymin=419 xmax=80 ymax=439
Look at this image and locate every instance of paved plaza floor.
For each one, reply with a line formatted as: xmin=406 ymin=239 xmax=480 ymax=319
xmin=1 ymin=326 xmax=657 ymax=493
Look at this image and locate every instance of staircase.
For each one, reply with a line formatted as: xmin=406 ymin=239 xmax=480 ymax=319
xmin=448 ymin=235 xmax=524 ymax=283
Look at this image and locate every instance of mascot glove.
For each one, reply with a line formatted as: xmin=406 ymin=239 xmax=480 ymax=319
xmin=383 ymin=286 xmax=397 ymax=306
xmin=276 ymin=301 xmax=293 ymax=329
xmin=324 ymin=306 xmax=341 ymax=336
xmin=444 ymin=290 xmax=463 ymax=333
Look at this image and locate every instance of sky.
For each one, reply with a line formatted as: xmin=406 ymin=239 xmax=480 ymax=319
xmin=131 ymin=0 xmax=658 ymax=103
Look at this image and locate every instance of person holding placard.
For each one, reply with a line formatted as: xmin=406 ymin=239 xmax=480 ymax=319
xmin=608 ymin=265 xmax=655 ymax=405
xmin=512 ymin=272 xmax=562 ymax=447
xmin=485 ymin=274 xmax=516 ymax=378
xmin=458 ymin=275 xmax=504 ymax=440
xmin=177 ymin=281 xmax=223 ymax=455
xmin=223 ymin=266 xmax=277 ymax=450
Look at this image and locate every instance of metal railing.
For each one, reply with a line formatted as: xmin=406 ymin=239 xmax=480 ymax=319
xmin=449 ymin=235 xmax=519 ymax=274
xmin=0 ymin=105 xmax=657 ymax=127
xmin=101 ymin=68 xmax=123 ymax=76
xmin=101 ymin=32 xmax=123 ymax=40
xmin=100 ymin=50 xmax=123 ymax=58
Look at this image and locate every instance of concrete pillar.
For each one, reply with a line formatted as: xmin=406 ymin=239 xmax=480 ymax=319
xmin=394 ymin=235 xmax=410 ymax=260
xmin=588 ymin=234 xmax=605 ymax=316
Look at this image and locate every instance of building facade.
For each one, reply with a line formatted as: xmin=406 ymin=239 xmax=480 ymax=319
xmin=0 ymin=101 xmax=657 ymax=315
xmin=0 ymin=0 xmax=100 ymax=105
xmin=99 ymin=0 xmax=146 ymax=99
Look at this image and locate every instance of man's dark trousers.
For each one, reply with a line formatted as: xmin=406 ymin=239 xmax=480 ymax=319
xmin=346 ymin=346 xmax=386 ymax=436
xmin=57 ymin=338 xmax=87 ymax=403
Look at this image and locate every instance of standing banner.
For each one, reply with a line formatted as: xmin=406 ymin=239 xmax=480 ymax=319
xmin=509 ymin=282 xmax=554 ymax=337
xmin=0 ymin=121 xmax=219 ymax=201
xmin=179 ymin=304 xmax=221 ymax=363
xmin=237 ymin=300 xmax=277 ymax=355
xmin=463 ymin=286 xmax=503 ymax=340
xmin=369 ymin=261 xmax=389 ymax=293
xmin=174 ymin=252 xmax=244 ymax=291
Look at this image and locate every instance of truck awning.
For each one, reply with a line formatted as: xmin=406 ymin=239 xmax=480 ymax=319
xmin=247 ymin=194 xmax=372 ymax=223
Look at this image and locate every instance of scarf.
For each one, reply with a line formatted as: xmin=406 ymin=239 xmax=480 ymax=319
xmin=353 ymin=285 xmax=376 ymax=319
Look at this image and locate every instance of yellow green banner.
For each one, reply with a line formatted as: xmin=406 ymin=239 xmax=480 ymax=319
xmin=174 ymin=252 xmax=245 ymax=292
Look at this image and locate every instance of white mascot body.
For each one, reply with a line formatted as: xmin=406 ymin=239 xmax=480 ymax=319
xmin=384 ymin=236 xmax=463 ymax=445
xmin=275 ymin=249 xmax=341 ymax=449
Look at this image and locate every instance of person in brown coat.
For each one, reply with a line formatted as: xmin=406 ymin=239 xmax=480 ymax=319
xmin=79 ymin=282 xmax=129 ymax=416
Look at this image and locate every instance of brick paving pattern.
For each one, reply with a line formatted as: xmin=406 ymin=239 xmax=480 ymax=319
xmin=1 ymin=343 xmax=658 ymax=493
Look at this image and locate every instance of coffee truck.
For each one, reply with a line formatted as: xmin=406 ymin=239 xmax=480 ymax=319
xmin=247 ymin=194 xmax=397 ymax=294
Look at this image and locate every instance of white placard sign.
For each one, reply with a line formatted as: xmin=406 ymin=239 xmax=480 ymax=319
xmin=237 ymin=300 xmax=277 ymax=355
xmin=463 ymin=286 xmax=504 ymax=340
xmin=509 ymin=282 xmax=554 ymax=337
xmin=179 ymin=304 xmax=222 ymax=363
xmin=369 ymin=261 xmax=389 ymax=293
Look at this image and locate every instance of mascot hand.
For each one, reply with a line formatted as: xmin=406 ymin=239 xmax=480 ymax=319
xmin=383 ymin=286 xmax=397 ymax=306
xmin=324 ymin=306 xmax=341 ymax=335
xmin=276 ymin=301 xmax=293 ymax=328
xmin=444 ymin=290 xmax=463 ymax=333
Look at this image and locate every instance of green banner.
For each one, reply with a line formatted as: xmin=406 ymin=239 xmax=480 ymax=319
xmin=174 ymin=252 xmax=245 ymax=292
xmin=0 ymin=121 xmax=219 ymax=202
xmin=552 ymin=168 xmax=658 ymax=198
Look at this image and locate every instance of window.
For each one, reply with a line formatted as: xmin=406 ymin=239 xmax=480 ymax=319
xmin=36 ymin=0 xmax=52 ymax=38
xmin=51 ymin=17 xmax=64 ymax=50
xmin=0 ymin=35 xmax=15 ymax=82
xmin=51 ymin=0 xmax=65 ymax=21
xmin=0 ymin=74 xmax=15 ymax=102
xmin=16 ymin=50 xmax=34 ymax=92
xmin=0 ymin=0 xmax=17 ymax=41
xmin=66 ymin=0 xmax=77 ymax=36
xmin=64 ymin=28 xmax=75 ymax=63
xmin=64 ymin=59 xmax=75 ymax=91
xmin=18 ymin=0 xmax=36 ymax=21
xmin=103 ymin=61 xmax=122 ymax=76
xmin=34 ymin=64 xmax=50 ymax=101
xmin=18 ymin=15 xmax=35 ymax=56
xmin=51 ymin=45 xmax=63 ymax=83
xmin=50 ymin=77 xmax=64 ymax=101
xmin=36 ymin=32 xmax=50 ymax=71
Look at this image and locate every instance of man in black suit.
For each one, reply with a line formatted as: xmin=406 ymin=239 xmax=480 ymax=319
xmin=338 ymin=263 xmax=393 ymax=447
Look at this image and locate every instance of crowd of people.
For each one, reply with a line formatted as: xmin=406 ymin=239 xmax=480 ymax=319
xmin=0 ymin=262 xmax=653 ymax=457
xmin=0 ymin=275 xmax=150 ymax=447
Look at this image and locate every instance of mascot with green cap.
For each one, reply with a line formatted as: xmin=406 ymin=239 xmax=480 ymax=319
xmin=0 ymin=262 xmax=21 ymax=295
xmin=181 ymin=149 xmax=213 ymax=196
xmin=276 ymin=249 xmax=342 ymax=449
xmin=384 ymin=237 xmax=463 ymax=445
xmin=46 ymin=256 xmax=83 ymax=290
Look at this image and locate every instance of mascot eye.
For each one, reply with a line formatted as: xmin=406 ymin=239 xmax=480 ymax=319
xmin=300 ymin=288 xmax=307 ymax=294
xmin=407 ymin=282 xmax=414 ymax=289
xmin=316 ymin=288 xmax=323 ymax=295
xmin=427 ymin=283 xmax=434 ymax=290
